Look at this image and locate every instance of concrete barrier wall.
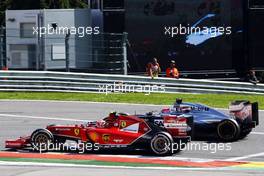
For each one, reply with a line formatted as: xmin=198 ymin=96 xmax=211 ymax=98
xmin=0 ymin=71 xmax=263 ymax=95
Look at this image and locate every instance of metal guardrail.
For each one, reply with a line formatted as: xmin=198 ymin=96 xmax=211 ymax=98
xmin=0 ymin=71 xmax=263 ymax=95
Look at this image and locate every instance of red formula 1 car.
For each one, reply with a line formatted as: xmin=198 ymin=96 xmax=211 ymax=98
xmin=5 ymin=112 xmax=193 ymax=156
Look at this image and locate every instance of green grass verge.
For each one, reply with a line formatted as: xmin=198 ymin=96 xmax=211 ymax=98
xmin=0 ymin=92 xmax=263 ymax=109
xmin=0 ymin=157 xmax=171 ymax=168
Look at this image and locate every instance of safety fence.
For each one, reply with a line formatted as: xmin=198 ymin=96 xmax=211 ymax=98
xmin=0 ymin=71 xmax=263 ymax=95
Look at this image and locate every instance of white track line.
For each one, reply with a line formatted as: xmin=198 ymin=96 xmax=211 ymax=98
xmin=0 ymin=99 xmax=166 ymax=107
xmin=251 ymin=132 xmax=264 ymax=135
xmin=224 ymin=152 xmax=264 ymax=161
xmin=0 ymin=99 xmax=263 ymax=111
xmin=97 ymin=155 xmax=214 ymax=163
xmin=0 ymin=161 xmax=239 ymax=171
xmin=0 ymin=114 xmax=86 ymax=122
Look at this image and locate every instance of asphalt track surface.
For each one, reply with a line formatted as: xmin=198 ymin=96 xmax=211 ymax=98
xmin=0 ymin=100 xmax=263 ymax=176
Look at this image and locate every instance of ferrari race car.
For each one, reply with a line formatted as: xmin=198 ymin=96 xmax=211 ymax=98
xmin=140 ymin=99 xmax=259 ymax=142
xmin=5 ymin=112 xmax=193 ymax=156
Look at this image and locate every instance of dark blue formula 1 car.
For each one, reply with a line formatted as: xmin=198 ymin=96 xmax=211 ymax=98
xmin=139 ymin=99 xmax=259 ymax=142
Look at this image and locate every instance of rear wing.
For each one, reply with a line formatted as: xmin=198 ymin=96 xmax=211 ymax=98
xmin=252 ymin=102 xmax=259 ymax=126
xmin=229 ymin=101 xmax=259 ymax=126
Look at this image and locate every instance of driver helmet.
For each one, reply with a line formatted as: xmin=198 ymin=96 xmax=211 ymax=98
xmin=108 ymin=111 xmax=118 ymax=121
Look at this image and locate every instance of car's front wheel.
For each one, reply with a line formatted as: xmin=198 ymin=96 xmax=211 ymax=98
xmin=150 ymin=132 xmax=173 ymax=156
xmin=31 ymin=129 xmax=54 ymax=152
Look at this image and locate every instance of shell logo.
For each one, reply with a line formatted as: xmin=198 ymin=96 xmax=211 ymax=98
xmin=89 ymin=132 xmax=99 ymax=142
xmin=102 ymin=134 xmax=110 ymax=143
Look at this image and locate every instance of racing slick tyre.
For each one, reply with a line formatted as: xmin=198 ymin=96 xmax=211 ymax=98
xmin=217 ymin=120 xmax=240 ymax=142
xmin=150 ymin=132 xmax=173 ymax=156
xmin=31 ymin=129 xmax=54 ymax=152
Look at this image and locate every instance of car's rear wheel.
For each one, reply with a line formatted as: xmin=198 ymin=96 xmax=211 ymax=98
xmin=217 ymin=120 xmax=239 ymax=142
xmin=150 ymin=133 xmax=173 ymax=156
xmin=31 ymin=129 xmax=54 ymax=152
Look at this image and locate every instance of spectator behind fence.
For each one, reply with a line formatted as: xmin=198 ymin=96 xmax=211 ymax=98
xmin=166 ymin=60 xmax=179 ymax=78
xmin=246 ymin=69 xmax=259 ymax=84
xmin=146 ymin=58 xmax=161 ymax=78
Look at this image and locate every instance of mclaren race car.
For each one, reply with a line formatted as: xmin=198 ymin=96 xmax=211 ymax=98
xmin=140 ymin=99 xmax=259 ymax=142
xmin=5 ymin=112 xmax=192 ymax=156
